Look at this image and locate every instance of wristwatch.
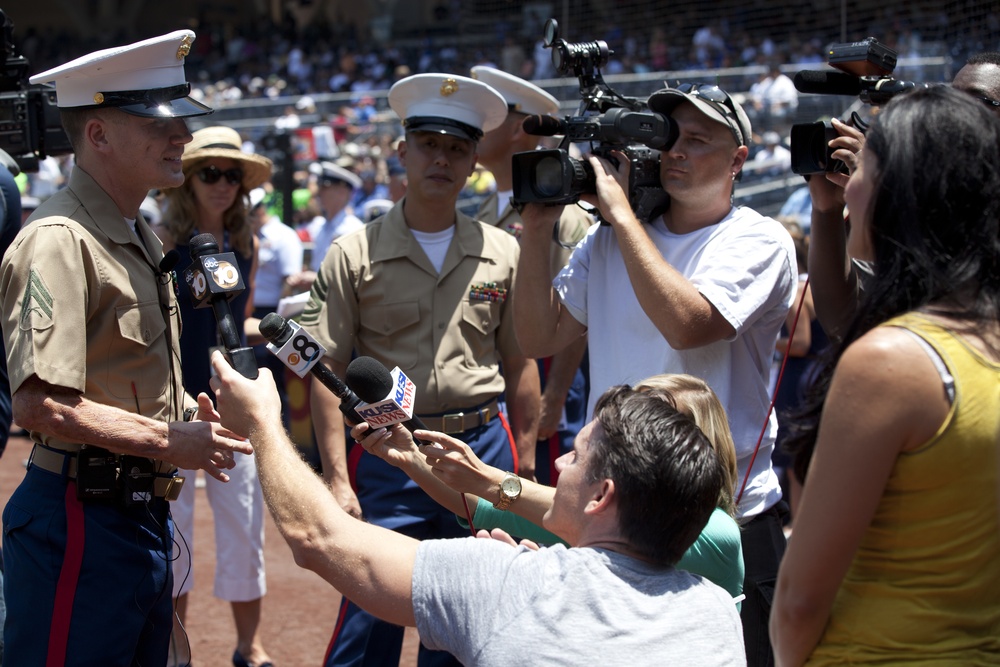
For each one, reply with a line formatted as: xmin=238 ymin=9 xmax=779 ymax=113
xmin=493 ymin=472 xmax=522 ymax=511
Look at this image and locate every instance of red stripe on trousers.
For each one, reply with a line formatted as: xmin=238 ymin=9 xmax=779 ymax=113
xmin=324 ymin=596 xmax=352 ymax=665
xmin=47 ymin=482 xmax=86 ymax=667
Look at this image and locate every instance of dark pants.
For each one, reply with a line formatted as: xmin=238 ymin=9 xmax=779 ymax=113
xmin=740 ymin=502 xmax=788 ymax=667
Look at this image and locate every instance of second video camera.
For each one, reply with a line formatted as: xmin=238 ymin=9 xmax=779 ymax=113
xmin=511 ymin=20 xmax=675 ymax=222
xmin=790 ymin=37 xmax=929 ymax=175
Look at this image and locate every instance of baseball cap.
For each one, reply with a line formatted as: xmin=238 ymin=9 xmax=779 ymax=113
xmin=30 ymin=30 xmax=212 ymax=118
xmin=647 ymin=83 xmax=752 ymax=147
xmin=389 ymin=73 xmax=507 ymax=142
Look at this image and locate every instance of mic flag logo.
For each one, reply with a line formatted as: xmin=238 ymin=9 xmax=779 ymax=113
xmin=188 ymin=258 xmax=240 ymax=301
xmin=265 ymin=319 xmax=325 ymax=377
xmin=355 ymin=367 xmax=417 ymax=427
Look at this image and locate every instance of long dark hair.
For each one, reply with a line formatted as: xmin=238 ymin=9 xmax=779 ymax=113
xmin=786 ymin=86 xmax=1000 ymax=480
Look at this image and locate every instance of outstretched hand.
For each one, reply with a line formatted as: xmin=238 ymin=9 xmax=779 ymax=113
xmin=415 ymin=429 xmax=501 ymax=496
xmin=351 ymin=421 xmax=419 ymax=468
xmin=208 ymin=350 xmax=281 ymax=438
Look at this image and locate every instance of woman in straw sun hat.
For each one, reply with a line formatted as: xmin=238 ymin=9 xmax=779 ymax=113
xmin=155 ymin=125 xmax=276 ymax=667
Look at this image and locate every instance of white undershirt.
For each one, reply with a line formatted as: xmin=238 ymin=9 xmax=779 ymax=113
xmin=411 ymin=226 xmax=456 ymax=273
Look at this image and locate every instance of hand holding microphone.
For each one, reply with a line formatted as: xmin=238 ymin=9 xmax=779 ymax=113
xmin=257 ymin=312 xmax=365 ymax=424
xmin=184 ymin=233 xmax=258 ymax=379
xmin=345 ymin=356 xmax=428 ymax=440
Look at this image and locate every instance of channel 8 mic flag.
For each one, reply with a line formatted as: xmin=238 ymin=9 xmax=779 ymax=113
xmin=265 ymin=319 xmax=325 ymax=377
xmin=354 ymin=367 xmax=417 ymax=427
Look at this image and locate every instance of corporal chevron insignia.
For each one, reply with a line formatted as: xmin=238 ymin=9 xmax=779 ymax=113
xmin=21 ymin=269 xmax=54 ymax=326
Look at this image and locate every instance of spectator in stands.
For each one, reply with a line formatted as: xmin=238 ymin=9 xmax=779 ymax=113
xmin=748 ymin=62 xmax=798 ymax=131
xmin=753 ymin=131 xmax=792 ymax=176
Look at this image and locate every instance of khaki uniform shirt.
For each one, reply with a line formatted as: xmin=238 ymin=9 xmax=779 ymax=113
xmin=301 ymin=200 xmax=522 ymax=414
xmin=0 ymin=167 xmax=185 ymax=459
xmin=476 ymin=192 xmax=594 ymax=280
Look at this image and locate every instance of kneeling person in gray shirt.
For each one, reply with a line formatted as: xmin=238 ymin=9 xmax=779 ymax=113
xmin=209 ymin=352 xmax=745 ymax=666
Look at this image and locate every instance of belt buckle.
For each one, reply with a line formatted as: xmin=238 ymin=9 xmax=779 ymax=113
xmin=442 ymin=412 xmax=465 ymax=434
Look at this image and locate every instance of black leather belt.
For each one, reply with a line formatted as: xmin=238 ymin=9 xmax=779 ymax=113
xmin=417 ymin=398 xmax=500 ymax=435
xmin=28 ymin=444 xmax=184 ymax=501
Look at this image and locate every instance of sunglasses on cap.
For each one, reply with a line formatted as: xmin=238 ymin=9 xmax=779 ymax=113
xmin=197 ymin=165 xmax=243 ymax=186
xmin=674 ymin=83 xmax=747 ymax=146
xmin=977 ymin=95 xmax=1000 ymax=109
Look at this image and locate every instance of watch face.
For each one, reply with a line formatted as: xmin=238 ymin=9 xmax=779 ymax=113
xmin=501 ymin=475 xmax=521 ymax=497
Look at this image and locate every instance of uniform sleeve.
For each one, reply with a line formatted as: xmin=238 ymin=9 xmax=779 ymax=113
xmin=0 ymin=224 xmax=94 ymax=394
xmin=299 ymin=238 xmax=360 ymax=364
xmin=692 ymin=222 xmax=795 ymax=338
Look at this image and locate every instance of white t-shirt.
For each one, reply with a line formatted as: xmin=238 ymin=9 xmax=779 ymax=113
xmin=554 ymin=207 xmax=796 ymax=518
xmin=413 ymin=538 xmax=745 ymax=666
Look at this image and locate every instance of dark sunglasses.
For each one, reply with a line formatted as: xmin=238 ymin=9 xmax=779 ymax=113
xmin=977 ymin=95 xmax=1000 ymax=109
xmin=197 ymin=165 xmax=243 ymax=186
xmin=674 ymin=83 xmax=746 ymax=146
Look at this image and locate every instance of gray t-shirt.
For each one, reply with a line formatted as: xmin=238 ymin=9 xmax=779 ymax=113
xmin=413 ymin=538 xmax=746 ymax=666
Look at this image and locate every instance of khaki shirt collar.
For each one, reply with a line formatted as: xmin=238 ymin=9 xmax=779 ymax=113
xmin=68 ymin=167 xmax=162 ymax=266
xmin=370 ymin=199 xmax=491 ymax=277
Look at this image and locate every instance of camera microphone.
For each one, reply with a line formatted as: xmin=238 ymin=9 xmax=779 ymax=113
xmin=522 ymin=114 xmax=566 ymax=137
xmin=345 ymin=356 xmax=429 ymax=442
xmin=258 ymin=312 xmax=365 ymax=423
xmin=793 ymin=70 xmax=931 ymax=105
xmin=793 ymin=70 xmax=862 ymax=96
xmin=185 ymin=233 xmax=258 ymax=379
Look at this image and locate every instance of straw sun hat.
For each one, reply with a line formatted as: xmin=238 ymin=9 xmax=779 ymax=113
xmin=182 ymin=126 xmax=273 ymax=190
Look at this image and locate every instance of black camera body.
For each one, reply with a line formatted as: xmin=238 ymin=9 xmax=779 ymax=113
xmin=0 ymin=9 xmax=72 ymax=173
xmin=510 ymin=19 xmax=674 ymax=222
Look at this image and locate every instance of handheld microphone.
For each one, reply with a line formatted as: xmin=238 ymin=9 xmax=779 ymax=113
xmin=184 ymin=233 xmax=258 ymax=379
xmin=522 ymin=114 xmax=566 ymax=137
xmin=258 ymin=312 xmax=364 ymax=423
xmin=345 ymin=356 xmax=429 ymax=439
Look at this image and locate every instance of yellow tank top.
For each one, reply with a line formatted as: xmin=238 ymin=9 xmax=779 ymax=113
xmin=808 ymin=312 xmax=1000 ymax=665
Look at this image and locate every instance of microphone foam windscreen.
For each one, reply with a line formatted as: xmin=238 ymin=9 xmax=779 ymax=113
xmin=346 ymin=356 xmax=394 ymax=402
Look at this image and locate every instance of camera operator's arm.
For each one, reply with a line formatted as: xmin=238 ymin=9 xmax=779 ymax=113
xmin=585 ymin=152 xmax=735 ymax=350
xmin=513 ymin=205 xmax=587 ymax=358
xmin=808 ymin=118 xmax=866 ymax=340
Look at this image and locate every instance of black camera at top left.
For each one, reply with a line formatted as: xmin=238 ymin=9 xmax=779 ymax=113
xmin=0 ymin=8 xmax=73 ymax=173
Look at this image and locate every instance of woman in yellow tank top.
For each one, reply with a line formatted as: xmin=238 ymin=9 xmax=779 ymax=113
xmin=772 ymin=86 xmax=1000 ymax=665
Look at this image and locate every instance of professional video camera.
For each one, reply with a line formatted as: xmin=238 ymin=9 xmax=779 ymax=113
xmin=790 ymin=37 xmax=929 ymax=174
xmin=511 ymin=19 xmax=675 ymax=222
xmin=0 ymin=8 xmax=72 ymax=173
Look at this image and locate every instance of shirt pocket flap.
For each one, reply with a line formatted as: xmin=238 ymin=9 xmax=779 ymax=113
xmin=116 ymin=301 xmax=166 ymax=347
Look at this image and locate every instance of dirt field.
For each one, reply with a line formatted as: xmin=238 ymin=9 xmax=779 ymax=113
xmin=0 ymin=432 xmax=420 ymax=667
